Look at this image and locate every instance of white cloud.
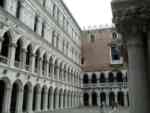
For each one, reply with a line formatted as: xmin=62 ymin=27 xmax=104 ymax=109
xmin=62 ymin=0 xmax=113 ymax=29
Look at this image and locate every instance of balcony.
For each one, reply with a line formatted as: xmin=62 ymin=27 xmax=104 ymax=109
xmin=82 ymin=82 xmax=128 ymax=89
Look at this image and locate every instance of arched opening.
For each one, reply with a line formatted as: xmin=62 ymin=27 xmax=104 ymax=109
xmin=0 ymin=80 xmax=6 ymax=113
xmin=100 ymin=73 xmax=106 ymax=83
xmin=109 ymin=92 xmax=115 ymax=106
xmin=22 ymin=83 xmax=30 ymax=112
xmin=48 ymin=87 xmax=52 ymax=109
xmin=83 ymin=93 xmax=89 ymax=106
xmin=100 ymin=92 xmax=106 ymax=105
xmin=49 ymin=57 xmax=53 ymax=77
xmin=35 ymin=49 xmax=40 ymax=73
xmin=42 ymin=54 xmax=47 ymax=75
xmin=92 ymin=92 xmax=97 ymax=106
xmin=83 ymin=74 xmax=89 ymax=84
xmin=15 ymin=39 xmax=23 ymax=67
xmin=116 ymin=72 xmax=123 ymax=82
xmin=10 ymin=82 xmax=20 ymax=113
xmin=41 ymin=87 xmax=45 ymax=110
xmin=32 ymin=85 xmax=39 ymax=111
xmin=117 ymin=92 xmax=124 ymax=106
xmin=26 ymin=44 xmax=32 ymax=70
xmin=92 ymin=73 xmax=97 ymax=83
xmin=108 ymin=72 xmax=114 ymax=82
xmin=1 ymin=32 xmax=11 ymax=60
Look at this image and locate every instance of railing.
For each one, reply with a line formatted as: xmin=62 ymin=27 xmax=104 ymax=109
xmin=82 ymin=82 xmax=128 ymax=89
xmin=0 ymin=56 xmax=9 ymax=64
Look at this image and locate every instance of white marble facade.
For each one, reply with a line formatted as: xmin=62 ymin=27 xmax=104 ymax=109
xmin=0 ymin=0 xmax=82 ymax=113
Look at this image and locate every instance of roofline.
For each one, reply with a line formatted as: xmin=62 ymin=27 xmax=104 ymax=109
xmin=60 ymin=0 xmax=82 ymax=32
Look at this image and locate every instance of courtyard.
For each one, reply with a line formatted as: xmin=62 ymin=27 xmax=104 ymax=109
xmin=50 ymin=107 xmax=129 ymax=113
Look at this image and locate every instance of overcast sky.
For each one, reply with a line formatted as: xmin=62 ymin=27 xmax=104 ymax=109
xmin=62 ymin=0 xmax=113 ymax=29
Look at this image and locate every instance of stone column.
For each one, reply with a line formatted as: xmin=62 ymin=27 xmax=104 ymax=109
xmin=44 ymin=90 xmax=48 ymax=111
xmin=124 ymin=93 xmax=128 ymax=107
xmin=39 ymin=58 xmax=43 ymax=76
xmin=21 ymin=48 xmax=27 ymax=69
xmin=46 ymin=61 xmax=49 ymax=77
xmin=9 ymin=42 xmax=16 ymax=66
xmin=50 ymin=92 xmax=54 ymax=111
xmin=61 ymin=94 xmax=64 ymax=109
xmin=0 ymin=37 xmax=3 ymax=53
xmin=106 ymin=92 xmax=109 ymax=107
xmin=89 ymin=93 xmax=92 ymax=106
xmin=111 ymin=2 xmax=150 ymax=113
xmin=16 ymin=88 xmax=23 ymax=113
xmin=115 ymin=92 xmax=118 ymax=104
xmin=31 ymin=53 xmax=35 ymax=73
xmin=36 ymin=89 xmax=41 ymax=112
xmin=2 ymin=87 xmax=12 ymax=113
xmin=98 ymin=94 xmax=101 ymax=106
xmin=27 ymin=88 xmax=33 ymax=113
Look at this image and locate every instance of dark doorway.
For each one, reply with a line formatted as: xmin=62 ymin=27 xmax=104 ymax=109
xmin=118 ymin=92 xmax=124 ymax=106
xmin=22 ymin=84 xmax=30 ymax=112
xmin=92 ymin=92 xmax=97 ymax=106
xmin=100 ymin=92 xmax=106 ymax=105
xmin=10 ymin=82 xmax=19 ymax=113
xmin=109 ymin=92 xmax=115 ymax=106
xmin=83 ymin=93 xmax=89 ymax=106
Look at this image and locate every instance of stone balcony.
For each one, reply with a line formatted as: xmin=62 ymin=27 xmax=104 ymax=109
xmin=82 ymin=82 xmax=128 ymax=89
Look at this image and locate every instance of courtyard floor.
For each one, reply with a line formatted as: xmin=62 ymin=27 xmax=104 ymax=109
xmin=50 ymin=107 xmax=129 ymax=113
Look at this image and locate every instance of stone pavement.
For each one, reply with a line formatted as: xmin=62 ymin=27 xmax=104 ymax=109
xmin=49 ymin=107 xmax=129 ymax=113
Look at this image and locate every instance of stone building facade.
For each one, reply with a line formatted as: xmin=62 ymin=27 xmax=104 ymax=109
xmin=81 ymin=28 xmax=129 ymax=107
xmin=0 ymin=0 xmax=82 ymax=113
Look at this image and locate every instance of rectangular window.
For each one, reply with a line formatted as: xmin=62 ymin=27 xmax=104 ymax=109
xmin=16 ymin=1 xmax=21 ymax=19
xmin=41 ymin=22 xmax=45 ymax=37
xmin=34 ymin=16 xmax=38 ymax=32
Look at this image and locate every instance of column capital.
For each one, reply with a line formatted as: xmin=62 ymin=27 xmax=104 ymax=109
xmin=112 ymin=2 xmax=150 ymax=35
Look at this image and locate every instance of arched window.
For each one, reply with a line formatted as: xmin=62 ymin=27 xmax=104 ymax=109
xmin=1 ymin=32 xmax=11 ymax=58
xmin=100 ymin=73 xmax=106 ymax=83
xmin=35 ymin=49 xmax=40 ymax=73
xmin=26 ymin=44 xmax=32 ymax=70
xmin=83 ymin=74 xmax=89 ymax=84
xmin=116 ymin=72 xmax=123 ymax=82
xmin=15 ymin=39 xmax=23 ymax=67
xmin=42 ymin=54 xmax=47 ymax=75
xmin=91 ymin=73 xmax=97 ymax=83
xmin=109 ymin=92 xmax=115 ymax=106
xmin=108 ymin=72 xmax=114 ymax=82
